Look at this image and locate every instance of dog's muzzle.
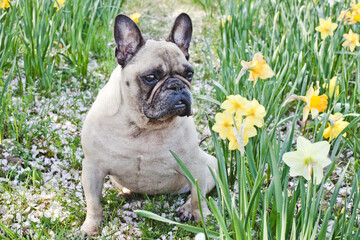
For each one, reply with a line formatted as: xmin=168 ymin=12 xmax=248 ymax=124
xmin=144 ymin=77 xmax=192 ymax=119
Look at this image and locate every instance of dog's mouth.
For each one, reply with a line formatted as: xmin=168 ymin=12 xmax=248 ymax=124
xmin=171 ymin=98 xmax=191 ymax=117
xmin=174 ymin=100 xmax=186 ymax=109
xmin=144 ymin=93 xmax=192 ymax=120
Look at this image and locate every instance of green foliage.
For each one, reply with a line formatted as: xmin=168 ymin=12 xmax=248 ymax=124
xmin=1 ymin=0 xmax=359 ymax=239
xmin=138 ymin=0 xmax=360 ymax=239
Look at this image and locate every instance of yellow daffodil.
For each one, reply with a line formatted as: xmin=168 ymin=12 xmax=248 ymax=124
xmin=239 ymin=52 xmax=275 ymax=86
xmin=129 ymin=12 xmax=141 ymax=23
xmin=323 ymin=113 xmax=349 ymax=142
xmin=342 ymin=29 xmax=360 ymax=52
xmin=212 ymin=111 xmax=234 ymax=140
xmin=228 ymin=118 xmax=257 ymax=152
xmin=221 ymin=15 xmax=232 ymax=27
xmin=221 ymin=95 xmax=248 ymax=117
xmin=0 ymin=0 xmax=10 ymax=9
xmin=301 ymin=83 xmax=328 ymax=122
xmin=243 ymin=99 xmax=266 ymax=127
xmin=54 ymin=0 xmax=65 ymax=10
xmin=315 ymin=17 xmax=338 ymax=40
xmin=323 ymin=76 xmax=339 ymax=98
xmin=283 ymin=136 xmax=331 ymax=185
xmin=337 ymin=10 xmax=354 ymax=25
xmin=282 ymin=83 xmax=328 ymax=122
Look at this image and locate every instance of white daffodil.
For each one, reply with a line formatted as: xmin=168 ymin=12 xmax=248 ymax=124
xmin=283 ymin=136 xmax=331 ymax=185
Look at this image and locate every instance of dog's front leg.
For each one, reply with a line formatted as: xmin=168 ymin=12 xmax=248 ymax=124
xmin=81 ymin=161 xmax=106 ymax=236
xmin=178 ymin=182 xmax=211 ymax=222
xmin=178 ymin=154 xmax=217 ymax=222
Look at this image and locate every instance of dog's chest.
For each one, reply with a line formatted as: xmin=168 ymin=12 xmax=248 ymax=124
xmin=101 ymin=130 xmax=193 ymax=194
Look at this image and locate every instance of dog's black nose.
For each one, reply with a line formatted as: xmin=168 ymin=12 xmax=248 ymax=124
xmin=165 ymin=78 xmax=185 ymax=91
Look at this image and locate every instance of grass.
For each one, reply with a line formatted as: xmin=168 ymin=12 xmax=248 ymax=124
xmin=1 ymin=0 xmax=360 ymax=239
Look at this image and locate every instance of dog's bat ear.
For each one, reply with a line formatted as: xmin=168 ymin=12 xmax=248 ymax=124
xmin=167 ymin=13 xmax=193 ymax=60
xmin=114 ymin=14 xmax=145 ymax=67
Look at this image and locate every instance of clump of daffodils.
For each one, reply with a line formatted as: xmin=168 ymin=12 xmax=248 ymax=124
xmin=212 ymin=95 xmax=266 ymax=153
xmin=338 ymin=1 xmax=360 ymax=25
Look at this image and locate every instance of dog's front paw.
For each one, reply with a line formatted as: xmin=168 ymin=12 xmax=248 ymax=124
xmin=177 ymin=201 xmax=194 ymax=221
xmin=80 ymin=218 xmax=102 ymax=236
xmin=177 ymin=199 xmax=211 ymax=222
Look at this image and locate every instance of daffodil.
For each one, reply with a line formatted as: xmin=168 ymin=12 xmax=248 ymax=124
xmin=54 ymin=0 xmax=65 ymax=10
xmin=221 ymin=95 xmax=248 ymax=117
xmin=337 ymin=10 xmax=354 ymax=25
xmin=0 ymin=0 xmax=10 ymax=9
xmin=323 ymin=76 xmax=339 ymax=98
xmin=342 ymin=29 xmax=360 ymax=52
xmin=282 ymin=83 xmax=328 ymax=122
xmin=228 ymin=118 xmax=257 ymax=152
xmin=243 ymin=99 xmax=266 ymax=127
xmin=301 ymin=84 xmax=328 ymax=122
xmin=212 ymin=111 xmax=234 ymax=140
xmin=129 ymin=12 xmax=141 ymax=23
xmin=239 ymin=52 xmax=275 ymax=86
xmin=323 ymin=113 xmax=349 ymax=142
xmin=221 ymin=15 xmax=232 ymax=27
xmin=283 ymin=136 xmax=331 ymax=185
xmin=315 ymin=17 xmax=338 ymax=40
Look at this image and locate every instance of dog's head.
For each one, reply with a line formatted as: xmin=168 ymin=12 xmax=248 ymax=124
xmin=114 ymin=13 xmax=193 ymax=121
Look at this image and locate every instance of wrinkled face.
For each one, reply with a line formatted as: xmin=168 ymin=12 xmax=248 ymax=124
xmin=123 ymin=41 xmax=193 ymax=120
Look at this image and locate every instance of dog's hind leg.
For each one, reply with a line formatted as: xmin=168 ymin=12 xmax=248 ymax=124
xmin=81 ymin=161 xmax=106 ymax=236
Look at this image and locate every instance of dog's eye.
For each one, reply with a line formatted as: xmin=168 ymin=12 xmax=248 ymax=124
xmin=185 ymin=71 xmax=193 ymax=81
xmin=142 ymin=74 xmax=159 ymax=84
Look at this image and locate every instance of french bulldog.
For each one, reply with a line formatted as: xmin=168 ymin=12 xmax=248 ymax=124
xmin=80 ymin=13 xmax=217 ymax=236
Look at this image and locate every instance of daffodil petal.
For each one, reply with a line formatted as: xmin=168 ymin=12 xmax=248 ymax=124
xmin=289 ymin=166 xmax=306 ymax=177
xmin=302 ymin=106 xmax=310 ymax=122
xmin=323 ymin=126 xmax=331 ymax=139
xmin=302 ymin=166 xmax=311 ymax=180
xmin=253 ymin=52 xmax=264 ymax=62
xmin=310 ymin=141 xmax=330 ymax=160
xmin=283 ymin=151 xmax=305 ymax=168
xmin=317 ymin=157 xmax=332 ymax=168
xmin=313 ymin=165 xmax=324 ymax=185
xmin=311 ymin=108 xmax=319 ymax=119
xmin=221 ymin=99 xmax=234 ymax=110
xmin=296 ymin=136 xmax=311 ymax=155
xmin=258 ymin=64 xmax=275 ymax=79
